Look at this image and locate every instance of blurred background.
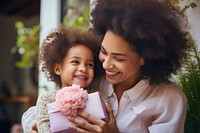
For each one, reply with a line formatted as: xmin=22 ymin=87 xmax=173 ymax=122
xmin=0 ymin=0 xmax=40 ymax=96
xmin=0 ymin=0 xmax=40 ymax=131
xmin=0 ymin=0 xmax=199 ymax=133
xmin=0 ymin=0 xmax=90 ymax=132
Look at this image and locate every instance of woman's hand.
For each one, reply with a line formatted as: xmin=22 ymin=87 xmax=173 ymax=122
xmin=67 ymin=103 xmax=120 ymax=133
xmin=30 ymin=122 xmax=38 ymax=133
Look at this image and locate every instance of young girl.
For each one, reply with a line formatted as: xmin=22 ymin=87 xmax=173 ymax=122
xmin=35 ymin=26 xmax=102 ymax=133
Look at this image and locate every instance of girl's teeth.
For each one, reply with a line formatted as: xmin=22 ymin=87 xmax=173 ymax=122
xmin=76 ymin=76 xmax=87 ymax=79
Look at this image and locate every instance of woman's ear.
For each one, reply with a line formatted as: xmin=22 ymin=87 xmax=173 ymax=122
xmin=54 ymin=64 xmax=61 ymax=75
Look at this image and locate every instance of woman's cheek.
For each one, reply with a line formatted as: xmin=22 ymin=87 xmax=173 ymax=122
xmin=99 ymin=53 xmax=104 ymax=63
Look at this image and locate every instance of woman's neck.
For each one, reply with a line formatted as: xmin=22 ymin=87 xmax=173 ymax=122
xmin=113 ymin=76 xmax=141 ymax=101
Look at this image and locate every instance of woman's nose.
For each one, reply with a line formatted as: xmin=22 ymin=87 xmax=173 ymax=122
xmin=102 ymin=57 xmax=113 ymax=69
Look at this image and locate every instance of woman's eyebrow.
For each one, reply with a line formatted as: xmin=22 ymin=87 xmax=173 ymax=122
xmin=101 ymin=45 xmax=127 ymax=57
xmin=101 ymin=45 xmax=106 ymax=51
xmin=111 ymin=53 xmax=127 ymax=57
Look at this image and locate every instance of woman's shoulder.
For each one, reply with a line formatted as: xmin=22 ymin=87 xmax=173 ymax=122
xmin=157 ymin=80 xmax=183 ymax=92
xmin=154 ymin=80 xmax=187 ymax=102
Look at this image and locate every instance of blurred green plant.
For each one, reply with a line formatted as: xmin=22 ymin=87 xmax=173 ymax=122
xmin=178 ymin=37 xmax=200 ymax=133
xmin=171 ymin=40 xmax=200 ymax=133
xmin=11 ymin=21 xmax=40 ymax=68
xmin=167 ymin=0 xmax=197 ymax=11
xmin=62 ymin=0 xmax=90 ymax=30
xmin=167 ymin=0 xmax=199 ymax=132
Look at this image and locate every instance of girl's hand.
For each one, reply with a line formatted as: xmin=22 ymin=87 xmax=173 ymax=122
xmin=67 ymin=103 xmax=120 ymax=133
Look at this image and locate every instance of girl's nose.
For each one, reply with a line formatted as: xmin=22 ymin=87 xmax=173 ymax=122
xmin=78 ymin=65 xmax=87 ymax=72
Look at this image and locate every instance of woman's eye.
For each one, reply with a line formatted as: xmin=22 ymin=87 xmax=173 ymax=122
xmin=100 ymin=48 xmax=107 ymax=55
xmin=115 ymin=58 xmax=125 ymax=62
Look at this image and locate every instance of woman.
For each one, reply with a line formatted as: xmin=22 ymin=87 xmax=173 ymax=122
xmin=22 ymin=0 xmax=189 ymax=132
xmin=67 ymin=0 xmax=189 ymax=132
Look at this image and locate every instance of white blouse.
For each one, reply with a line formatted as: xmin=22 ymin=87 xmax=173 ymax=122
xmin=99 ymin=79 xmax=187 ymax=133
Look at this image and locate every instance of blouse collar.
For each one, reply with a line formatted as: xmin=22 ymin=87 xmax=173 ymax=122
xmin=125 ymin=79 xmax=150 ymax=101
xmin=106 ymin=79 xmax=150 ymax=101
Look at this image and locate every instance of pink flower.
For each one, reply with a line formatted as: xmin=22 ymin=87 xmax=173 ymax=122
xmin=55 ymin=84 xmax=88 ymax=117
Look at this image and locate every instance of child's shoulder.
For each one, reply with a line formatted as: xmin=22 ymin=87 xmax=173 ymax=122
xmin=39 ymin=90 xmax=57 ymax=97
xmin=37 ymin=90 xmax=57 ymax=103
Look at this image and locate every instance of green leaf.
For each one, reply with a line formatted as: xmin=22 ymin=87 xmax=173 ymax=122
xmin=12 ymin=21 xmax=40 ymax=68
xmin=15 ymin=21 xmax=24 ymax=29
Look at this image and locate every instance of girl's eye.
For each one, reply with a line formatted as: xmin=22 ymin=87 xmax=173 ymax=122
xmin=71 ymin=60 xmax=79 ymax=64
xmin=87 ymin=63 xmax=94 ymax=68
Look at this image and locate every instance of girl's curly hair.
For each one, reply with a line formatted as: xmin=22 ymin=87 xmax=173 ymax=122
xmin=40 ymin=25 xmax=102 ymax=87
xmin=91 ymin=0 xmax=190 ymax=84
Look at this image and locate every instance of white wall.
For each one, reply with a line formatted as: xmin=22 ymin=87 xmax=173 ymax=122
xmin=38 ymin=0 xmax=61 ymax=95
xmin=179 ymin=0 xmax=200 ymax=50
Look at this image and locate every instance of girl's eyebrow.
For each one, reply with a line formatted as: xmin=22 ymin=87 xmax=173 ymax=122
xmin=69 ymin=56 xmax=80 ymax=59
xmin=70 ymin=56 xmax=94 ymax=62
xmin=101 ymin=45 xmax=127 ymax=57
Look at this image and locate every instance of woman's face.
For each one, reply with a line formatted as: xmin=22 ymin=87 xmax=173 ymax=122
xmin=54 ymin=44 xmax=95 ymax=88
xmin=99 ymin=30 xmax=144 ymax=88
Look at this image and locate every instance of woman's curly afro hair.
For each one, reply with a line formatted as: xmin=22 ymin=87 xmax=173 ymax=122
xmin=91 ymin=0 xmax=190 ymax=84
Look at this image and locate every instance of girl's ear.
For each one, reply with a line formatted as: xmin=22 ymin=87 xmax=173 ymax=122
xmin=54 ymin=64 xmax=61 ymax=75
xmin=140 ymin=58 xmax=145 ymax=66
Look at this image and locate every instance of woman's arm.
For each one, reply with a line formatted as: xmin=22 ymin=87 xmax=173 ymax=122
xmin=21 ymin=106 xmax=37 ymax=133
xmin=148 ymin=87 xmax=187 ymax=133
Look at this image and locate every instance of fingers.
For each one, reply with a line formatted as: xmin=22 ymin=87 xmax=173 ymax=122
xmin=68 ymin=116 xmax=101 ymax=132
xmin=30 ymin=130 xmax=38 ymax=133
xmin=77 ymin=111 xmax=105 ymax=125
xmin=105 ymin=103 xmax=115 ymax=123
xmin=31 ymin=122 xmax=38 ymax=132
xmin=68 ymin=125 xmax=89 ymax=133
xmin=68 ymin=109 xmax=119 ymax=133
xmin=69 ymin=125 xmax=103 ymax=133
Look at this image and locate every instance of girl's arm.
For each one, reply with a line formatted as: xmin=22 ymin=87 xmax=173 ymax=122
xmin=36 ymin=91 xmax=56 ymax=133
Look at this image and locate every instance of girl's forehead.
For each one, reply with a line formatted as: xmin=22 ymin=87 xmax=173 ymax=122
xmin=66 ymin=44 xmax=94 ymax=57
xmin=68 ymin=44 xmax=92 ymax=52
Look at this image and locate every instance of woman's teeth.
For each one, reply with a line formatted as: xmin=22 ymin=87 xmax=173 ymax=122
xmin=106 ymin=71 xmax=118 ymax=75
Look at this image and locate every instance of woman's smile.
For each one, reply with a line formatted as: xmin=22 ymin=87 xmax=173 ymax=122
xmin=106 ymin=70 xmax=120 ymax=76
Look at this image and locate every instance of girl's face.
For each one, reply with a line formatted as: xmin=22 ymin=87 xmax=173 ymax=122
xmin=99 ymin=30 xmax=144 ymax=89
xmin=54 ymin=45 xmax=94 ymax=88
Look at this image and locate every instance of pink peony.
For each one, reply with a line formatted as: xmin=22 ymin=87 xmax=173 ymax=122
xmin=55 ymin=84 xmax=88 ymax=117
